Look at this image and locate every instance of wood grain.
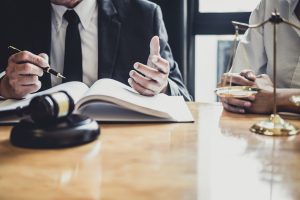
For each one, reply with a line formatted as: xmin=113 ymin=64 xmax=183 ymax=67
xmin=0 ymin=103 xmax=299 ymax=200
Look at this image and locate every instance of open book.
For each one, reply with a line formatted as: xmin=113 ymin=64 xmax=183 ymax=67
xmin=0 ymin=79 xmax=194 ymax=122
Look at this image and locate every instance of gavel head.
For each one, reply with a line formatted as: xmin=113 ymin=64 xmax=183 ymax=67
xmin=10 ymin=91 xmax=100 ymax=149
xmin=28 ymin=91 xmax=75 ymax=125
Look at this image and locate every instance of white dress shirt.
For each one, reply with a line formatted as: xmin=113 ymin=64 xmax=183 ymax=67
xmin=232 ymin=0 xmax=300 ymax=88
xmin=50 ymin=0 xmax=98 ymax=87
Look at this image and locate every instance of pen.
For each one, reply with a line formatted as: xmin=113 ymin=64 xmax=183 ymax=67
xmin=8 ymin=46 xmax=66 ymax=79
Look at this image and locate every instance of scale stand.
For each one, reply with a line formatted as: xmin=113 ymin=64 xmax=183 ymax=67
xmin=226 ymin=11 xmax=300 ymax=136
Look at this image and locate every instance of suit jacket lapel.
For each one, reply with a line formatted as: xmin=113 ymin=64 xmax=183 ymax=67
xmin=98 ymin=0 xmax=121 ymax=79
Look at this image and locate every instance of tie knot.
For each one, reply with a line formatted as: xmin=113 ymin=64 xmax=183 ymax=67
xmin=64 ymin=10 xmax=80 ymax=25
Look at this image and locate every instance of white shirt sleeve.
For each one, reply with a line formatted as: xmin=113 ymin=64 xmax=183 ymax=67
xmin=0 ymin=71 xmax=5 ymax=79
xmin=0 ymin=71 xmax=5 ymax=99
xmin=231 ymin=0 xmax=268 ymax=75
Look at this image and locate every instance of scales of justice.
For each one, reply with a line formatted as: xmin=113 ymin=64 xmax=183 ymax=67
xmin=216 ymin=10 xmax=300 ymax=136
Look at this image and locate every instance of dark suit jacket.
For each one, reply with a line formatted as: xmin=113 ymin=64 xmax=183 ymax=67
xmin=0 ymin=0 xmax=192 ymax=101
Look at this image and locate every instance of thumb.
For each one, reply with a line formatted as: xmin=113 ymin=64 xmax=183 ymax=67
xmin=38 ymin=53 xmax=49 ymax=64
xmin=150 ymin=36 xmax=160 ymax=56
xmin=240 ymin=70 xmax=256 ymax=81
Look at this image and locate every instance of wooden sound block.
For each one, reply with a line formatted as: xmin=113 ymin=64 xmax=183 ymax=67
xmin=10 ymin=114 xmax=100 ymax=149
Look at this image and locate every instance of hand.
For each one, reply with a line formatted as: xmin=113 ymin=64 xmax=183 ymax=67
xmin=245 ymin=74 xmax=274 ymax=114
xmin=220 ymin=69 xmax=256 ymax=113
xmin=220 ymin=69 xmax=256 ymax=87
xmin=128 ymin=36 xmax=170 ymax=96
xmin=0 ymin=51 xmax=49 ymax=99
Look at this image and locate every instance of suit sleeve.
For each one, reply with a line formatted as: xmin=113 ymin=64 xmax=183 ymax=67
xmin=0 ymin=8 xmax=5 ymax=71
xmin=231 ymin=0 xmax=268 ymax=74
xmin=152 ymin=5 xmax=192 ymax=101
xmin=0 ymin=1 xmax=9 ymax=73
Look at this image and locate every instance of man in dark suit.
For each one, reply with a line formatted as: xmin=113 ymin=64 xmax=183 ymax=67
xmin=0 ymin=0 xmax=192 ymax=100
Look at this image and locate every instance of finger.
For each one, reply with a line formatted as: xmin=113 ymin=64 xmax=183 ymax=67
xmin=222 ymin=73 xmax=255 ymax=86
xmin=222 ymin=102 xmax=245 ymax=113
xmin=8 ymin=74 xmax=40 ymax=88
xmin=20 ymin=83 xmax=41 ymax=95
xmin=129 ymin=70 xmax=161 ymax=92
xmin=128 ymin=78 xmax=156 ymax=96
xmin=149 ymin=36 xmax=160 ymax=56
xmin=222 ymin=97 xmax=252 ymax=108
xmin=240 ymin=69 xmax=256 ymax=81
xmin=14 ymin=63 xmax=44 ymax=77
xmin=151 ymin=55 xmax=169 ymax=74
xmin=9 ymin=51 xmax=49 ymax=69
xmin=18 ymin=75 xmax=40 ymax=85
xmin=133 ymin=62 xmax=165 ymax=83
xmin=10 ymin=82 xmax=41 ymax=99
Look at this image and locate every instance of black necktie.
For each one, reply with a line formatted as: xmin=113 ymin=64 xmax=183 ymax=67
xmin=63 ymin=10 xmax=82 ymax=82
xmin=296 ymin=1 xmax=300 ymax=20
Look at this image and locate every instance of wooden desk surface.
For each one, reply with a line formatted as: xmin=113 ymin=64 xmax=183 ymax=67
xmin=0 ymin=102 xmax=300 ymax=200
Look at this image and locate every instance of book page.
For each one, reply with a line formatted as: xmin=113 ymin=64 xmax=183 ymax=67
xmin=0 ymin=81 xmax=89 ymax=111
xmin=79 ymin=102 xmax=173 ymax=122
xmin=78 ymin=99 xmax=194 ymax=122
xmin=76 ymin=79 xmax=194 ymax=122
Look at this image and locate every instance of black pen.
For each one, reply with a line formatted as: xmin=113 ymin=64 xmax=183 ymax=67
xmin=8 ymin=46 xmax=66 ymax=79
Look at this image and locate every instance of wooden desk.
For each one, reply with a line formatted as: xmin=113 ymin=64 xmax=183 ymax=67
xmin=0 ymin=103 xmax=299 ymax=200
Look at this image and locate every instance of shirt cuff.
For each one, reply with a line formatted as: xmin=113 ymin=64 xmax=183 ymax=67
xmin=0 ymin=71 xmax=6 ymax=99
xmin=0 ymin=71 xmax=5 ymax=79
